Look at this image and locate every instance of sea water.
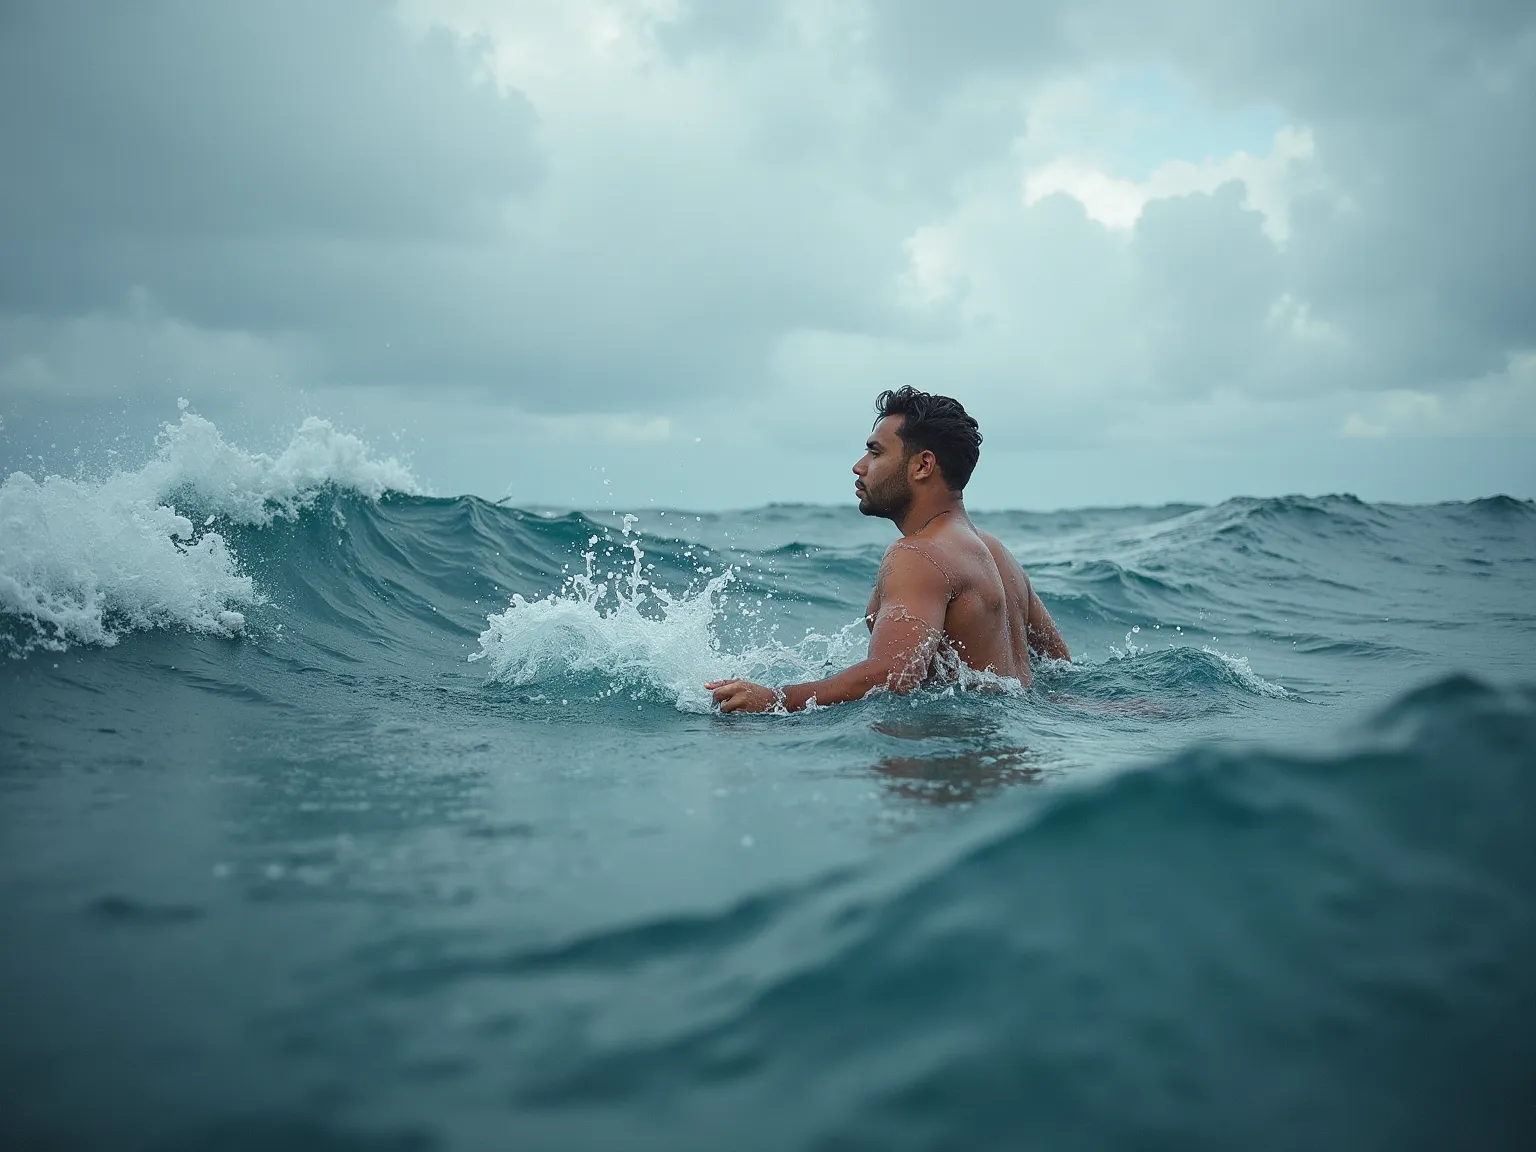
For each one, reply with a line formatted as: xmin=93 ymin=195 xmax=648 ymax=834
xmin=2 ymin=414 xmax=1533 ymax=1150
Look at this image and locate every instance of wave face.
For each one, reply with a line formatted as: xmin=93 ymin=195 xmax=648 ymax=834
xmin=2 ymin=415 xmax=1534 ymax=1150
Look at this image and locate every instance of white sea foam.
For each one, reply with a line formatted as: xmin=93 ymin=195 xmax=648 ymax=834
xmin=472 ymin=527 xmax=867 ymax=712
xmin=1200 ymin=645 xmax=1290 ymax=698
xmin=1 ymin=411 xmax=420 ymax=655
xmin=142 ymin=409 xmax=422 ymax=525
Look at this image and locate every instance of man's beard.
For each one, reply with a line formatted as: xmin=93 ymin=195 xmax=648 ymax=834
xmin=858 ymin=472 xmax=912 ymax=521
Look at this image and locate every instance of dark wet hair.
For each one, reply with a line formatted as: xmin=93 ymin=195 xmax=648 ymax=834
xmin=874 ymin=387 xmax=982 ymax=490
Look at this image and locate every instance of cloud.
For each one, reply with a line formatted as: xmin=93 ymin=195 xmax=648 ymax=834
xmin=1 ymin=0 xmax=1532 ymax=505
xmin=1342 ymin=353 xmax=1536 ymax=439
xmin=857 ymin=0 xmax=1536 ymax=397
xmin=0 ymin=291 xmax=312 ymax=404
xmin=1023 ymin=125 xmax=1314 ymax=240
xmin=0 ymin=1 xmax=538 ymax=313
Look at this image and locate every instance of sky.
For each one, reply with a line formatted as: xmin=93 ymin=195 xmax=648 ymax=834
xmin=1 ymin=0 xmax=1533 ymax=510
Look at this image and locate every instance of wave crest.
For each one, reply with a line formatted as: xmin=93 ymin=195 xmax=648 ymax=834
xmin=151 ymin=411 xmax=422 ymax=525
xmin=1 ymin=411 xmax=420 ymax=655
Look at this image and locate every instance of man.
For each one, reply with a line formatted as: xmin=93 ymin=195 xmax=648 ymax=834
xmin=708 ymin=387 xmax=1070 ymax=713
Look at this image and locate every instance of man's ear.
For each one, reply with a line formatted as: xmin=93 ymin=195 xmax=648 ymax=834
xmin=910 ymin=450 xmax=937 ymax=481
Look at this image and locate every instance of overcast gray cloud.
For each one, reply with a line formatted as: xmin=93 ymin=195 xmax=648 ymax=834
xmin=1 ymin=1 xmax=537 ymax=300
xmin=1 ymin=0 xmax=1532 ymax=507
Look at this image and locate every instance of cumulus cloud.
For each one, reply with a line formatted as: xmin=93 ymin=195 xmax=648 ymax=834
xmin=1023 ymin=126 xmax=1315 ymax=240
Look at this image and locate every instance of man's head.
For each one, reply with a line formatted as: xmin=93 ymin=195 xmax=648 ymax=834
xmin=853 ymin=387 xmax=982 ymax=520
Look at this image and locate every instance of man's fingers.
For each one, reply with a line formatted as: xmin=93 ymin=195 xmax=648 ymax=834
xmin=710 ymin=680 xmax=770 ymax=713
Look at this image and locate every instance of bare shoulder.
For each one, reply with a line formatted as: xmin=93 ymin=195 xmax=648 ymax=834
xmin=976 ymin=529 xmax=1030 ymax=584
xmin=872 ymin=540 xmax=954 ymax=620
xmin=882 ymin=538 xmax=951 ymax=581
xmin=974 ymin=528 xmax=1009 ymax=554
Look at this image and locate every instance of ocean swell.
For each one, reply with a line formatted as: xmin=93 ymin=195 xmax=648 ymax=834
xmin=362 ymin=675 xmax=1534 ymax=1148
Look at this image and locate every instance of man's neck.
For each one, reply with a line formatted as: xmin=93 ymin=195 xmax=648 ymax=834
xmin=895 ymin=495 xmax=966 ymax=537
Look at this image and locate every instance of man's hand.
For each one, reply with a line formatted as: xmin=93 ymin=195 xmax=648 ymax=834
xmin=706 ymin=679 xmax=782 ymax=713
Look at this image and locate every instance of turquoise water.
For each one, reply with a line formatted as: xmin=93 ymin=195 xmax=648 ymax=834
xmin=2 ymin=416 xmax=1534 ymax=1149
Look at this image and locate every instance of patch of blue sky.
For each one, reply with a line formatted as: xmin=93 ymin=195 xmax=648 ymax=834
xmin=1103 ymin=62 xmax=1287 ymax=179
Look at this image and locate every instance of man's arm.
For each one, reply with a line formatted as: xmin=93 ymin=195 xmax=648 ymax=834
xmin=709 ymin=545 xmax=951 ymax=713
xmin=1025 ymin=578 xmax=1070 ymax=661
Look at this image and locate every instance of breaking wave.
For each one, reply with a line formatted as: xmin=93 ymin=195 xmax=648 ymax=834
xmin=0 ymin=410 xmax=419 ymax=654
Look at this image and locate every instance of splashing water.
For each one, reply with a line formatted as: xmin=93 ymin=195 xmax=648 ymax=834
xmin=470 ymin=523 xmax=1037 ymax=712
xmin=0 ymin=410 xmax=420 ymax=654
xmin=1199 ymin=645 xmax=1290 ymax=698
xmin=472 ymin=524 xmax=870 ymax=712
xmin=145 ymin=410 xmax=421 ymax=524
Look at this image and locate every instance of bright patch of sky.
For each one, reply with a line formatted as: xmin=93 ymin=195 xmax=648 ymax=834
xmin=1102 ymin=64 xmax=1287 ymax=180
xmin=1018 ymin=64 xmax=1309 ymax=240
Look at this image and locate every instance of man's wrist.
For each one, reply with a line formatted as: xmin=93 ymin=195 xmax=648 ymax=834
xmin=780 ymin=682 xmax=823 ymax=711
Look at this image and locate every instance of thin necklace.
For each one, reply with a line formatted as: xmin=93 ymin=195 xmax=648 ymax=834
xmin=911 ymin=508 xmax=957 ymax=536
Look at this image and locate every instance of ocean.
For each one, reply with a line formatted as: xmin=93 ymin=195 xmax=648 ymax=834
xmin=3 ymin=413 xmax=1534 ymax=1150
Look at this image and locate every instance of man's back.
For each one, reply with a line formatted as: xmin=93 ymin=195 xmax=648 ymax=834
xmin=869 ymin=515 xmax=1066 ymax=689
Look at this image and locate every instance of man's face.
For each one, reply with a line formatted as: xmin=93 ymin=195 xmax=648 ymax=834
xmin=853 ymin=415 xmax=912 ymax=520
